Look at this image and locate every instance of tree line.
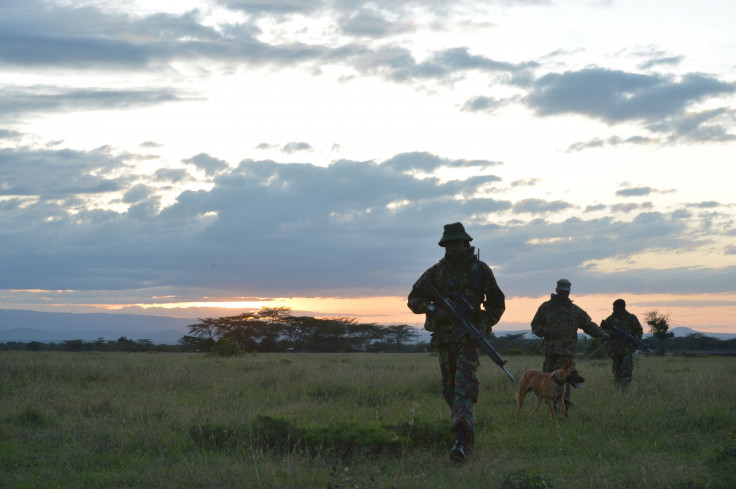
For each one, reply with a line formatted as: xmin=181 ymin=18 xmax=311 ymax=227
xmin=179 ymin=307 xmax=422 ymax=354
xmin=2 ymin=308 xmax=735 ymax=356
xmin=0 ymin=337 xmax=181 ymax=353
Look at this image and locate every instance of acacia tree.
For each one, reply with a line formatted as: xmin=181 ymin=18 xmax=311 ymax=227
xmin=281 ymin=316 xmax=321 ymax=350
xmin=255 ymin=307 xmax=293 ymax=351
xmin=187 ymin=317 xmax=220 ymax=340
xmin=217 ymin=312 xmax=262 ymax=351
xmin=384 ymin=325 xmax=419 ymax=352
xmin=349 ymin=323 xmax=384 ymax=351
xmin=644 ymin=311 xmax=673 ymax=355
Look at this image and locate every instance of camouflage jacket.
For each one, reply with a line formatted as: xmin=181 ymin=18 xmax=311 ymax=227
xmin=601 ymin=310 xmax=643 ymax=356
xmin=407 ymin=246 xmax=505 ymax=346
xmin=531 ymin=294 xmax=605 ymax=356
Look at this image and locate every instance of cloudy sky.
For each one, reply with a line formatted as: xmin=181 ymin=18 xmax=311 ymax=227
xmin=1 ymin=0 xmax=735 ymax=333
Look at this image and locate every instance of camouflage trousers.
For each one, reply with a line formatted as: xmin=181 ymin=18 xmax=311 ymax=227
xmin=543 ymin=355 xmax=574 ymax=403
xmin=611 ymin=353 xmax=634 ymax=389
xmin=438 ymin=341 xmax=479 ymax=449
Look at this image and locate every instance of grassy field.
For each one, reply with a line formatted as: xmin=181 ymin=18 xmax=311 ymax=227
xmin=1 ymin=351 xmax=734 ymax=489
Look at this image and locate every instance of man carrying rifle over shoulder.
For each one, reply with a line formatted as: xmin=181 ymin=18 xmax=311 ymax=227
xmin=408 ymin=222 xmax=505 ymax=463
xmin=601 ymin=298 xmax=645 ymax=389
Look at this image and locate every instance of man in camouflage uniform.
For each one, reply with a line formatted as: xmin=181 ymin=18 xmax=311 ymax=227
xmin=531 ymin=279 xmax=609 ymax=408
xmin=601 ymin=298 xmax=643 ymax=389
xmin=408 ymin=222 xmax=505 ymax=463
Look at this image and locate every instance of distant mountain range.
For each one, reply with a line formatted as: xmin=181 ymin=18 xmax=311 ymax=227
xmin=1 ymin=309 xmax=734 ymax=344
xmin=0 ymin=309 xmax=192 ymax=344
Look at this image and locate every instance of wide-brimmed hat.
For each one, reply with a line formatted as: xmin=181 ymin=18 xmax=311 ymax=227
xmin=438 ymin=222 xmax=473 ymax=247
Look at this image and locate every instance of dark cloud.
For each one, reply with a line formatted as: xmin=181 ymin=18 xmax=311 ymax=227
xmin=140 ymin=141 xmax=163 ymax=148
xmin=0 ymin=146 xmax=127 ymax=197
xmin=0 ymin=86 xmax=185 ymax=122
xmin=639 ymin=55 xmax=684 ymax=70
xmin=0 ymin=4 xmax=220 ymax=68
xmin=526 ymin=68 xmax=735 ymax=124
xmin=0 ymin=147 xmax=511 ymax=295
xmin=282 ymin=142 xmax=313 ymax=153
xmin=510 ymin=178 xmax=539 ymax=188
xmin=338 ymin=10 xmax=414 ymax=38
xmin=685 ymin=201 xmax=720 ymax=209
xmin=154 ymin=168 xmax=191 ymax=183
xmin=585 ymin=204 xmax=606 ymax=212
xmin=566 ymin=134 xmax=657 ymax=152
xmin=0 ymin=144 xmax=733 ymax=300
xmin=0 ymin=2 xmax=317 ymax=69
xmin=512 ymin=198 xmax=572 ymax=214
xmin=611 ymin=203 xmax=644 ymax=213
xmin=616 ymin=186 xmax=653 ymax=197
xmin=461 ymin=96 xmax=505 ymax=113
xmin=341 ymin=44 xmax=537 ymax=84
xmin=217 ymin=0 xmax=324 ymax=15
xmin=382 ymin=152 xmax=503 ymax=173
xmin=123 ymin=184 xmax=154 ymax=204
xmin=0 ymin=129 xmax=23 ymax=139
xmin=184 ymin=153 xmax=230 ymax=176
xmin=650 ymin=108 xmax=736 ymax=142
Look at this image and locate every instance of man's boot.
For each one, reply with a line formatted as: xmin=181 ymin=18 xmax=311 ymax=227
xmin=449 ymin=431 xmax=466 ymax=463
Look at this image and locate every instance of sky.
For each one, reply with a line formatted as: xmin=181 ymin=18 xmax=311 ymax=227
xmin=1 ymin=0 xmax=735 ymax=334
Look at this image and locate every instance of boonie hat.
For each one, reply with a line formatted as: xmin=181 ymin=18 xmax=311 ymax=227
xmin=438 ymin=222 xmax=473 ymax=247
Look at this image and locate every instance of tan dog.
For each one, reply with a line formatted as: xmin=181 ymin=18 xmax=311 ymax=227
xmin=515 ymin=359 xmax=585 ymax=419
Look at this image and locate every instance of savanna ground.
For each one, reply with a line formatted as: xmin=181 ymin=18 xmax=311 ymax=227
xmin=1 ymin=351 xmax=734 ymax=489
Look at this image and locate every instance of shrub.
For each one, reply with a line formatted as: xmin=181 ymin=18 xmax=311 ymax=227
xmin=210 ymin=337 xmax=242 ymax=357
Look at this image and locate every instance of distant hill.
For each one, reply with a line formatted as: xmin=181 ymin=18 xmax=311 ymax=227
xmin=0 ymin=309 xmax=192 ymax=344
xmin=670 ymin=326 xmax=736 ymax=340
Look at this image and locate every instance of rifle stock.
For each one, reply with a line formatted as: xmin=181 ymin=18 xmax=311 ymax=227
xmin=417 ymin=277 xmax=515 ymax=381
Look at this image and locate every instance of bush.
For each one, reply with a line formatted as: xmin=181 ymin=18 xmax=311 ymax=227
xmin=210 ymin=337 xmax=242 ymax=357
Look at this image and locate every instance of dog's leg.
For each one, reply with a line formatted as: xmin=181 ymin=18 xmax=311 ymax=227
xmin=533 ymin=394 xmax=544 ymax=417
xmin=516 ymin=386 xmax=531 ymax=415
xmin=546 ymin=399 xmax=556 ymax=419
xmin=559 ymin=399 xmax=567 ymax=417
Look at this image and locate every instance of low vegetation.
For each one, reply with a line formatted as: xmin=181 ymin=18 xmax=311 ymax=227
xmin=1 ymin=351 xmax=734 ymax=488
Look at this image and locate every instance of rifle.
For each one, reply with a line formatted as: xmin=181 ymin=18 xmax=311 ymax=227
xmin=602 ymin=320 xmax=654 ymax=353
xmin=582 ymin=340 xmax=608 ymax=360
xmin=415 ymin=276 xmax=515 ymax=381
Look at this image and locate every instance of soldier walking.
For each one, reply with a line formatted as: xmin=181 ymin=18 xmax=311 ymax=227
xmin=408 ymin=222 xmax=505 ymax=462
xmin=531 ymin=279 xmax=610 ymax=409
xmin=601 ymin=299 xmax=644 ymax=389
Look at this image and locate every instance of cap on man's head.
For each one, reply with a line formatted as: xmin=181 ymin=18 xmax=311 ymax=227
xmin=613 ymin=299 xmax=626 ymax=308
xmin=438 ymin=222 xmax=473 ymax=247
xmin=556 ymin=279 xmax=571 ymax=291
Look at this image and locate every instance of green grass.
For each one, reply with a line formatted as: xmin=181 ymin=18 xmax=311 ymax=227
xmin=1 ymin=351 xmax=734 ymax=488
